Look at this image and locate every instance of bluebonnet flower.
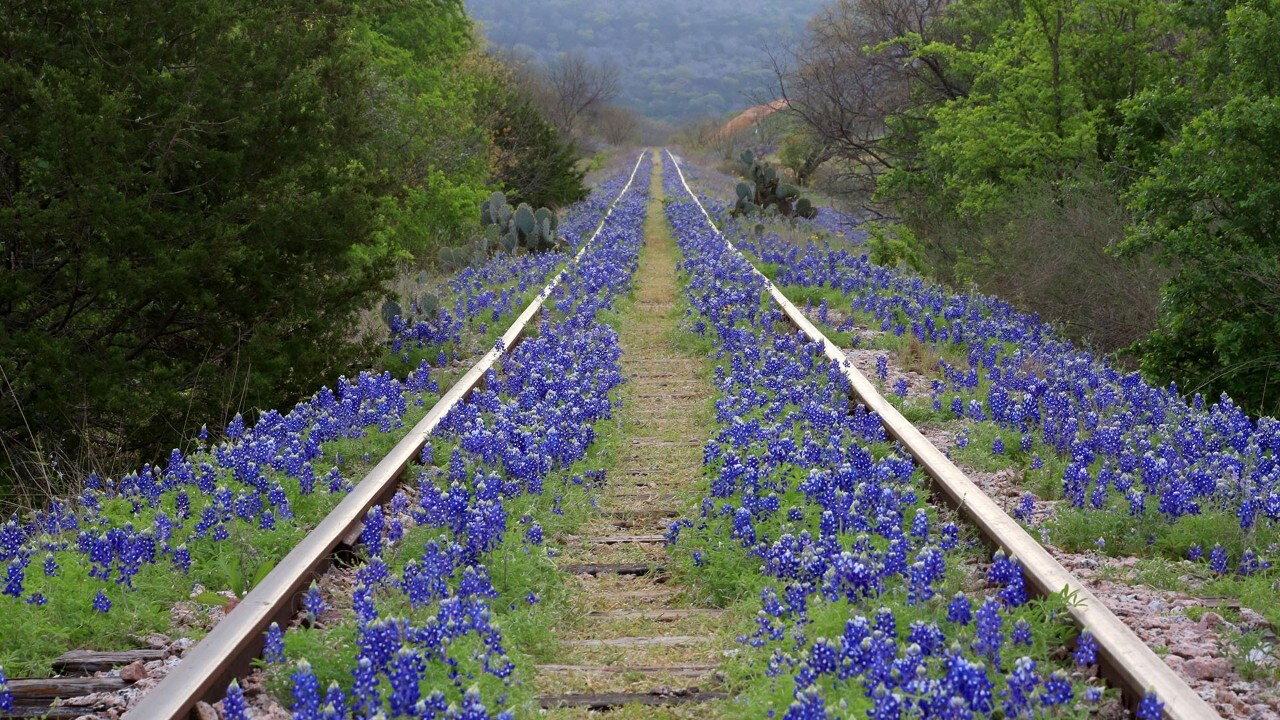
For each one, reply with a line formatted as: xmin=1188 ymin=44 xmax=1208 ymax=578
xmin=263 ymin=622 xmax=285 ymax=663
xmin=1041 ymin=670 xmax=1073 ymax=705
xmin=524 ymin=522 xmax=543 ymax=546
xmin=290 ymin=659 xmax=321 ymax=720
xmin=222 ymin=679 xmax=251 ymax=720
xmin=1013 ymin=493 xmax=1036 ymax=522
xmin=361 ymin=506 xmax=385 ymax=557
xmin=1002 ymin=656 xmax=1040 ymax=717
xmin=973 ymin=598 xmax=1004 ymax=663
xmin=93 ymin=589 xmax=111 ymax=614
xmin=322 ymin=682 xmax=345 ymax=716
xmin=1209 ymin=543 xmax=1229 ymax=574
xmin=1074 ymin=630 xmax=1098 ymax=665
xmin=0 ymin=666 xmax=11 ymax=712
xmin=948 ymin=592 xmax=973 ymax=625
xmin=172 ymin=544 xmax=192 ymax=573
xmin=3 ymin=557 xmax=24 ymax=598
xmin=388 ymin=646 xmax=424 ymax=716
xmin=1012 ymin=619 xmax=1033 ymax=647
xmin=304 ymin=581 xmax=326 ymax=622
xmin=1238 ymin=549 xmax=1264 ymax=576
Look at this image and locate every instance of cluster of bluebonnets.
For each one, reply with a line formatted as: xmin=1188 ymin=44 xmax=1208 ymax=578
xmin=0 ymin=364 xmax=434 ymax=665
xmin=387 ymin=169 xmax=641 ymax=358
xmin=250 ymin=160 xmax=652 ymax=719
xmin=704 ymin=187 xmax=1279 ymax=576
xmin=660 ymin=153 xmax=1162 ymax=719
xmin=0 ymin=162 xmax=647 ymax=679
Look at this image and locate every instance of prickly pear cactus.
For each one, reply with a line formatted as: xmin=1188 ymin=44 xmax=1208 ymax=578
xmin=380 ymin=300 xmax=403 ymax=329
xmin=733 ymin=153 xmax=821 ymax=220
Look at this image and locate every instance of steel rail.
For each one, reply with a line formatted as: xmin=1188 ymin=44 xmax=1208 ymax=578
xmin=665 ymin=149 xmax=1220 ymax=720
xmin=124 ymin=152 xmax=648 ymax=720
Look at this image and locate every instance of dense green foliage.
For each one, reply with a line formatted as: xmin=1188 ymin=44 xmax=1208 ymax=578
xmin=791 ymin=0 xmax=1279 ymax=414
xmin=478 ymin=81 xmax=587 ymax=209
xmin=1118 ymin=0 xmax=1280 ymax=415
xmin=465 ymin=0 xmax=825 ymax=121
xmin=0 ymin=0 xmax=390 ymax=488
xmin=363 ymin=0 xmax=494 ymax=256
xmin=0 ymin=0 xmax=583 ymax=498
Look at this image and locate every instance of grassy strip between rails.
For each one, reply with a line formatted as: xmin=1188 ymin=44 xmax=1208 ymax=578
xmin=540 ymin=161 xmax=739 ymax=720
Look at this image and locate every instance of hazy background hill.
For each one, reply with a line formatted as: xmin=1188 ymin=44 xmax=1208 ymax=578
xmin=464 ymin=0 xmax=824 ymax=122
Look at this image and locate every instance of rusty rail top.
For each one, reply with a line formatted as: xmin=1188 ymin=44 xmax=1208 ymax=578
xmin=123 ymin=152 xmax=648 ymax=720
xmin=665 ymin=149 xmax=1221 ymax=720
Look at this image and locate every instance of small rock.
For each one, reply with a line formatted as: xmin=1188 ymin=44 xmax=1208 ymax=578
xmin=143 ymin=633 xmax=169 ymax=649
xmin=1170 ymin=641 xmax=1208 ymax=658
xmin=1240 ymin=607 xmax=1270 ymax=630
xmin=1247 ymin=647 xmax=1275 ymax=665
xmin=1097 ymin=699 xmax=1127 ymax=720
xmin=119 ymin=661 xmax=148 ymax=683
xmin=1184 ymin=656 xmax=1231 ymax=680
xmin=1199 ymin=611 xmax=1226 ymax=630
xmin=193 ymin=701 xmax=219 ymax=720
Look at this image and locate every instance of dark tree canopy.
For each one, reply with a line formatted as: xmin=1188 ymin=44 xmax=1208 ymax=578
xmin=0 ymin=0 xmax=540 ymax=495
xmin=478 ymin=80 xmax=588 ymax=209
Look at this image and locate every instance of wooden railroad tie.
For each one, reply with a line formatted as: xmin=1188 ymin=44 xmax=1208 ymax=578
xmin=587 ymin=608 xmax=724 ymax=621
xmin=537 ymin=688 xmax=728 ymax=710
xmin=605 ymin=508 xmax=680 ymax=519
xmin=558 ymin=534 xmax=666 ymax=544
xmin=3 ymin=677 xmax=131 ymax=719
xmin=535 ymin=663 xmax=719 ymax=676
xmin=564 ymin=635 xmax=712 ymax=649
xmin=52 ymin=649 xmax=166 ymax=676
xmin=560 ymin=562 xmax=668 ymax=577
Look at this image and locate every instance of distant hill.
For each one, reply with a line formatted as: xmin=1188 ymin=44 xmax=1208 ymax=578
xmin=464 ymin=0 xmax=825 ymax=123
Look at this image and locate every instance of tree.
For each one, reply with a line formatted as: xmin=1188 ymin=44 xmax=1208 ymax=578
xmin=476 ymin=77 xmax=587 ymax=209
xmin=769 ymin=0 xmax=961 ymax=212
xmin=1118 ymin=0 xmax=1280 ymax=415
xmin=540 ymin=52 xmax=621 ymax=138
xmin=360 ymin=0 xmax=494 ymax=259
xmin=593 ymin=104 xmax=641 ymax=146
xmin=0 ymin=0 xmax=486 ymax=496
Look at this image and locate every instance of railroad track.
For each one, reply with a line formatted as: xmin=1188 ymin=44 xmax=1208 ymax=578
xmin=6 ymin=149 xmax=1225 ymax=720
xmin=662 ymin=149 xmax=1221 ymax=720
